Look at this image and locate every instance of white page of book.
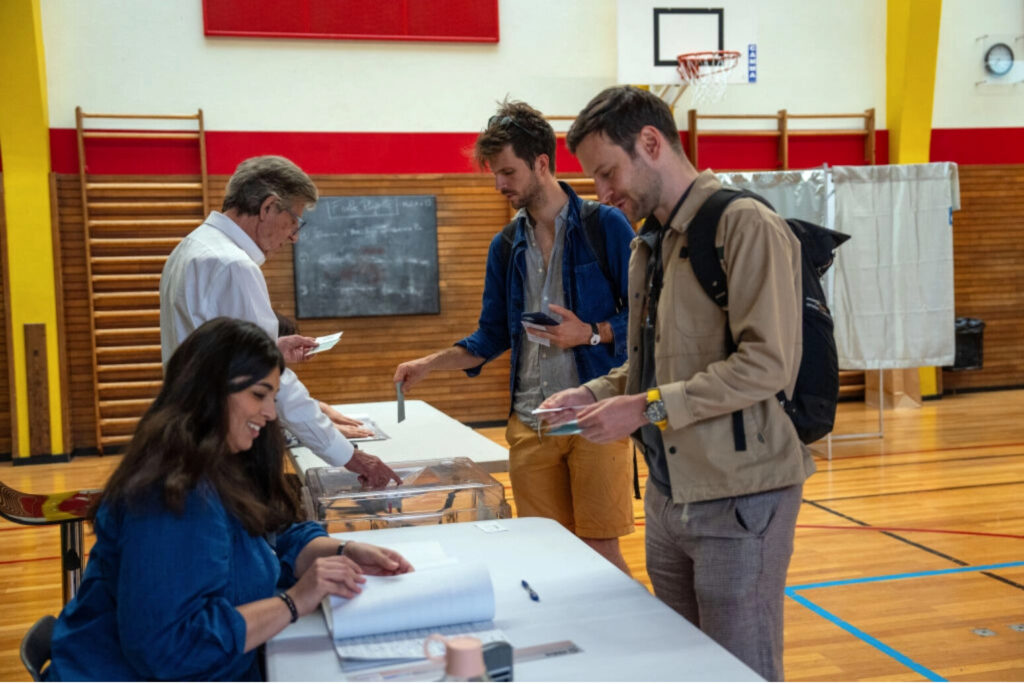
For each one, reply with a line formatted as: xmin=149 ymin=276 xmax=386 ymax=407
xmin=326 ymin=560 xmax=495 ymax=641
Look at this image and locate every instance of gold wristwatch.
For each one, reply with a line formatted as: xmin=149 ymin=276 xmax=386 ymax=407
xmin=644 ymin=388 xmax=668 ymax=430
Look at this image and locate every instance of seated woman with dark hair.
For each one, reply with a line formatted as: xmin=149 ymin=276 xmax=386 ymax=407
xmin=46 ymin=317 xmax=412 ymax=681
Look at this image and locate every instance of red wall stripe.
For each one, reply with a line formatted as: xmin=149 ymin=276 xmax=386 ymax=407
xmin=930 ymin=127 xmax=1024 ymax=165
xmin=22 ymin=127 xmax=1024 ymax=176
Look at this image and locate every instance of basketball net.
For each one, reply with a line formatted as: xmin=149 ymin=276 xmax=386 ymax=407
xmin=675 ymin=50 xmax=741 ymax=106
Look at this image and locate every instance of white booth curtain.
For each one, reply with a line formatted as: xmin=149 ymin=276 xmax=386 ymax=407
xmin=717 ymin=163 xmax=960 ymax=370
xmin=830 ymin=163 xmax=959 ymax=369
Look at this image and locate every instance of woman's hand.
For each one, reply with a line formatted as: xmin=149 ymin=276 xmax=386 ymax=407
xmin=342 ymin=541 xmax=414 ymax=576
xmin=288 ymin=554 xmax=367 ymax=616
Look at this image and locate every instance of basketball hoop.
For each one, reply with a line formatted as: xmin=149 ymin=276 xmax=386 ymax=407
xmin=676 ymin=50 xmax=741 ymax=105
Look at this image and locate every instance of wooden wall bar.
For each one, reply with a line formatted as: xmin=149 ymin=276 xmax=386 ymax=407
xmin=55 ymin=172 xmax=519 ymax=451
xmin=50 ymin=165 xmax=1024 ymax=452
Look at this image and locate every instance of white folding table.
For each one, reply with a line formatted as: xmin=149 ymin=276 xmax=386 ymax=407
xmin=287 ymin=399 xmax=510 ymax=482
xmin=265 ymin=517 xmax=761 ymax=682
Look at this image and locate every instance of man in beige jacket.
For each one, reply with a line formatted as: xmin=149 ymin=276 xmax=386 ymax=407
xmin=541 ymin=86 xmax=816 ymax=681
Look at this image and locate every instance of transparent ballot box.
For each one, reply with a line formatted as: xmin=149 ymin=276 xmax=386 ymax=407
xmin=303 ymin=457 xmax=511 ymax=532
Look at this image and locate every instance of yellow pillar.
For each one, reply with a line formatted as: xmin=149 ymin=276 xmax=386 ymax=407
xmin=0 ymin=0 xmax=66 ymax=457
xmin=887 ymin=0 xmax=943 ymax=398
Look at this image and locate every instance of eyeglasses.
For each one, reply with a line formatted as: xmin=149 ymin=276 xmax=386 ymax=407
xmin=279 ymin=204 xmax=306 ymax=234
xmin=488 ymin=114 xmax=540 ymax=139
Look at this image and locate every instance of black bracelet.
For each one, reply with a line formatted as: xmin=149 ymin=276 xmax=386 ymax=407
xmin=336 ymin=542 xmax=347 ymax=556
xmin=277 ymin=591 xmax=298 ymax=623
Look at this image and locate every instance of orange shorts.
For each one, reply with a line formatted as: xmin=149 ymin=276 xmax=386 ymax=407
xmin=505 ymin=413 xmax=635 ymax=539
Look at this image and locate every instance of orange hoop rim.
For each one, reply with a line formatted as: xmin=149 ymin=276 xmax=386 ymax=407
xmin=676 ymin=50 xmax=742 ymax=80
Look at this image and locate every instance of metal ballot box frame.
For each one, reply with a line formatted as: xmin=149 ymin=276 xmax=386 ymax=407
xmin=302 ymin=457 xmax=511 ymax=533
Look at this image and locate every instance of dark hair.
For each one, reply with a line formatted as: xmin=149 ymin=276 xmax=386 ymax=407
xmin=275 ymin=311 xmax=298 ymax=337
xmin=566 ymin=85 xmax=683 ymax=156
xmin=475 ymin=99 xmax=556 ymax=173
xmin=221 ymin=155 xmax=318 ymax=216
xmin=91 ymin=317 xmax=299 ymax=534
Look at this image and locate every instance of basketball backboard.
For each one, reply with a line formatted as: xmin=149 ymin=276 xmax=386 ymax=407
xmin=617 ymin=0 xmax=759 ymax=87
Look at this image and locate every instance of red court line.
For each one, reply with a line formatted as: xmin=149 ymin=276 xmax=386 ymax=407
xmin=797 ymin=524 xmax=1024 ymax=540
xmin=0 ymin=555 xmax=61 ymax=566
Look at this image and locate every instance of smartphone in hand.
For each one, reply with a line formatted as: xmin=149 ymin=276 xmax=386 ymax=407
xmin=521 ymin=311 xmax=561 ymax=326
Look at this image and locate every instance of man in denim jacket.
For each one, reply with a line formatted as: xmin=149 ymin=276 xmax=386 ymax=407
xmin=394 ymin=100 xmax=636 ymax=572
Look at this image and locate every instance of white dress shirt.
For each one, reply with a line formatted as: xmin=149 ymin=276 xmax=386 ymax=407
xmin=159 ymin=211 xmax=353 ymax=466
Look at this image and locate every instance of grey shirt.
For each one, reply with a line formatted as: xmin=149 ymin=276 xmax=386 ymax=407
xmin=512 ymin=203 xmax=580 ymax=429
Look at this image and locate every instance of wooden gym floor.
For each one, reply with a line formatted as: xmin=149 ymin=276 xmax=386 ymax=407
xmin=1 ymin=390 xmax=1022 ymax=681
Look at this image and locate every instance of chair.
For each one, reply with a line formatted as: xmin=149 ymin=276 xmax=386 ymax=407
xmin=20 ymin=615 xmax=57 ymax=681
xmin=0 ymin=479 xmax=100 ymax=603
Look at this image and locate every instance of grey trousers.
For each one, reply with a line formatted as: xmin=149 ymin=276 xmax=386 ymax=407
xmin=644 ymin=480 xmax=803 ymax=682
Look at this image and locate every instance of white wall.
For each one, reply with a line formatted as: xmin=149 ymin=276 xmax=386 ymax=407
xmin=39 ymin=0 xmax=1021 ymax=134
xmin=42 ymin=0 xmax=619 ymax=132
xmin=933 ymin=0 xmax=1024 ymax=128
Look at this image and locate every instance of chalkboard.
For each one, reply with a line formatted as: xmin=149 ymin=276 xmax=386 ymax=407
xmin=293 ymin=195 xmax=439 ymax=318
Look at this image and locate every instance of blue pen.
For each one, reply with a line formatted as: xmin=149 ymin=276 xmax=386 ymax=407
xmin=521 ymin=579 xmax=540 ymax=601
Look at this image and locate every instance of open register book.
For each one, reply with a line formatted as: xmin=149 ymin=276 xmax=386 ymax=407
xmin=322 ymin=542 xmax=509 ymax=664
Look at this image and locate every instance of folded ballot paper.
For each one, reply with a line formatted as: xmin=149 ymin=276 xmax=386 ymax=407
xmin=308 ymin=331 xmax=343 ymax=356
xmin=323 ymin=542 xmax=508 ymax=664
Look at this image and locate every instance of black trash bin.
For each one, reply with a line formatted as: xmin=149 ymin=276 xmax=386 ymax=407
xmin=950 ymin=317 xmax=985 ymax=370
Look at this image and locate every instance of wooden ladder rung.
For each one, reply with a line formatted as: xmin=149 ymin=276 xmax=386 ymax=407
xmin=90 ymin=237 xmax=181 ymax=249
xmin=94 ymin=311 xmax=161 ymax=327
xmin=99 ymin=398 xmax=156 ymax=417
xmin=86 ymin=200 xmax=203 ymax=211
xmin=88 ymin=218 xmax=200 ymax=228
xmin=82 ymin=131 xmax=200 ymax=140
xmin=97 ymin=380 xmax=163 ymax=396
xmin=95 ymin=326 xmax=161 ymax=342
xmin=92 ymin=274 xmax=162 ymax=285
xmin=85 ymin=182 xmax=203 ymax=191
xmin=98 ymin=417 xmax=141 ymax=433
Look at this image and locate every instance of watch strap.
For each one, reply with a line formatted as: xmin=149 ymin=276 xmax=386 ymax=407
xmin=645 ymin=388 xmax=668 ymax=430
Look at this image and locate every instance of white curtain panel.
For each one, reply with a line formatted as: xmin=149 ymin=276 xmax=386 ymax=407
xmin=830 ymin=163 xmax=960 ymax=369
xmin=716 ymin=169 xmax=828 ymax=225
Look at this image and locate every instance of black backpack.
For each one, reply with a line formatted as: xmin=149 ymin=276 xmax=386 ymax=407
xmin=688 ymin=188 xmax=850 ymax=447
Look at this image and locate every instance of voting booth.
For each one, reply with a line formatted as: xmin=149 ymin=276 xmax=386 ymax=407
xmin=303 ymin=457 xmax=510 ymax=533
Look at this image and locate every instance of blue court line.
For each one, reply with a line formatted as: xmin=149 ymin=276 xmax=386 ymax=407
xmin=789 ymin=560 xmax=1024 ymax=591
xmin=786 ymin=560 xmax=1024 ymax=682
xmin=785 ymin=589 xmax=946 ymax=682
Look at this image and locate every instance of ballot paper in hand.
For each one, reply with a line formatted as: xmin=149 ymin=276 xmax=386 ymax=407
xmin=308 ymin=331 xmax=343 ymax=355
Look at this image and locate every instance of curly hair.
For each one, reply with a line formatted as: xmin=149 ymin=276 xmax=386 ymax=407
xmin=91 ymin=318 xmax=300 ymax=535
xmin=474 ymin=98 xmax=556 ymax=173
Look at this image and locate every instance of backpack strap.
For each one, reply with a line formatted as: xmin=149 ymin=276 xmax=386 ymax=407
xmin=578 ymin=200 xmax=625 ymax=313
xmin=497 ymin=217 xmax=519 ymax=281
xmin=687 ymin=188 xmax=764 ymax=453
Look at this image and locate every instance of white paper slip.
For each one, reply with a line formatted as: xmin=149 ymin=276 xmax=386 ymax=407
xmin=308 ymin=331 xmax=343 ymax=355
xmin=343 ymin=414 xmax=390 ymax=442
xmin=521 ymin=321 xmax=550 ymax=347
xmin=324 ymin=561 xmax=495 ymax=641
xmin=530 ymin=405 xmax=590 ymax=415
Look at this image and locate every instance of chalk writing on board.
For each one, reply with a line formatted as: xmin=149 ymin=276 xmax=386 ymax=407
xmin=293 ymin=195 xmax=439 ymax=318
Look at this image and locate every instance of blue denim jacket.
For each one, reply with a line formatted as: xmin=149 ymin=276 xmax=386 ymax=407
xmin=455 ymin=182 xmax=633 ymax=409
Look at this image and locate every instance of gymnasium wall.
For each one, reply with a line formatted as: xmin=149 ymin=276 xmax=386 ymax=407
xmin=8 ymin=0 xmax=1024 ymax=451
